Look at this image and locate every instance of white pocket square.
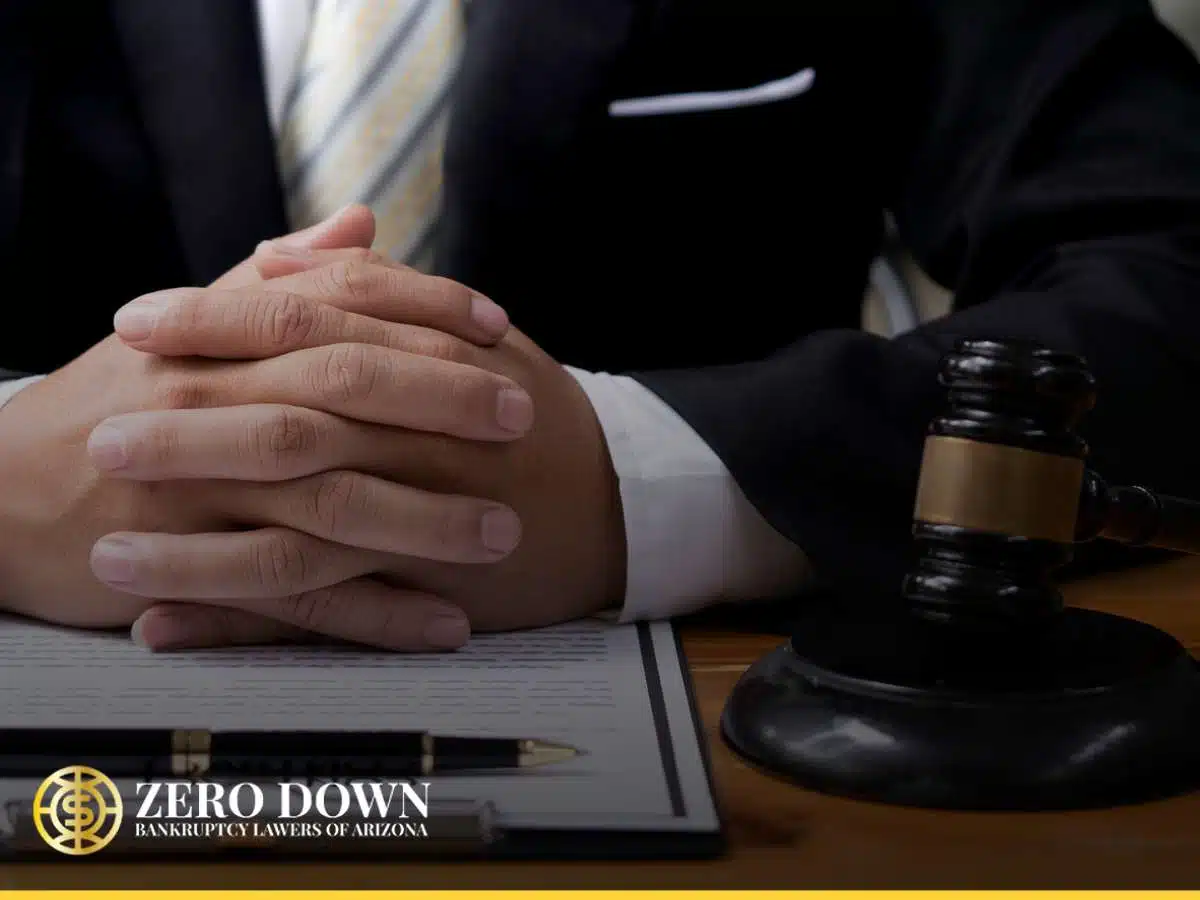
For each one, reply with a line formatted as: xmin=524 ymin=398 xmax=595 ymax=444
xmin=608 ymin=67 xmax=815 ymax=118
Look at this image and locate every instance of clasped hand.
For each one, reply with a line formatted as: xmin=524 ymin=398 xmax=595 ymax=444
xmin=0 ymin=209 xmax=623 ymax=651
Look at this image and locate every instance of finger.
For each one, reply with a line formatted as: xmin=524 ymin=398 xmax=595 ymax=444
xmin=132 ymin=603 xmax=315 ymax=651
xmin=89 ymin=405 xmax=368 ymax=481
xmin=114 ymin=273 xmax=508 ymax=358
xmin=89 ymin=405 xmax=486 ymax=486
xmin=232 ymin=343 xmax=534 ymax=441
xmin=141 ymin=579 xmax=470 ymax=652
xmin=91 ymin=528 xmax=383 ymax=599
xmin=223 ymin=470 xmax=523 ymax=563
xmin=131 ymin=343 xmax=531 ymax=442
xmin=267 ymin=256 xmax=509 ymax=343
xmin=275 ymin=203 xmax=376 ymax=252
xmin=211 ymin=205 xmax=376 ymax=290
xmin=250 ymin=245 xmax=401 ymax=282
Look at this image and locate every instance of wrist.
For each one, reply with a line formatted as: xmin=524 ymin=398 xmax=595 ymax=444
xmin=0 ymin=375 xmax=83 ymax=621
xmin=562 ymin=367 xmax=632 ymax=615
xmin=560 ymin=366 xmax=628 ymax=615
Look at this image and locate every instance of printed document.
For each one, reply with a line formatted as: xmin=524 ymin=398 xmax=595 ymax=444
xmin=0 ymin=615 xmax=718 ymax=833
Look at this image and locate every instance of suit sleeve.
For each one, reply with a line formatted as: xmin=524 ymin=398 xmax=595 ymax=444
xmin=633 ymin=0 xmax=1200 ymax=601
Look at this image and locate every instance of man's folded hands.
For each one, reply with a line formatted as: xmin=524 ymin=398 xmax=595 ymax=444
xmin=0 ymin=207 xmax=623 ymax=652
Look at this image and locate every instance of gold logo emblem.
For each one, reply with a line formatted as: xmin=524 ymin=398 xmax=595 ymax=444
xmin=33 ymin=766 xmax=123 ymax=856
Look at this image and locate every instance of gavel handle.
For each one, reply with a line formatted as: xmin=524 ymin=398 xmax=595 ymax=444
xmin=1078 ymin=470 xmax=1200 ymax=555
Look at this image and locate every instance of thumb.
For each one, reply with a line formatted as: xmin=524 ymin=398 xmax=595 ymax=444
xmin=210 ymin=205 xmax=377 ymax=289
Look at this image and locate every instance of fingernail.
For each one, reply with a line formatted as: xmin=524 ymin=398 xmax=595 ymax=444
xmin=113 ymin=291 xmax=179 ymax=341
xmin=469 ymin=294 xmax=509 ymax=339
xmin=259 ymin=239 xmax=311 ymax=258
xmin=88 ymin=423 xmax=129 ymax=470
xmin=132 ymin=609 xmax=190 ymax=651
xmin=481 ymin=506 xmax=522 ymax=554
xmin=91 ymin=536 xmax=142 ymax=585
xmin=130 ymin=615 xmax=150 ymax=649
xmin=423 ymin=614 xmax=470 ymax=650
xmin=496 ymin=388 xmax=534 ymax=434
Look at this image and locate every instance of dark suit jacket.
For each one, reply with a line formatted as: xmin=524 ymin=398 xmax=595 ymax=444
xmin=3 ymin=0 xmax=1200 ymax=602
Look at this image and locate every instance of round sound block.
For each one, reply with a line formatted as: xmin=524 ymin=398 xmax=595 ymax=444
xmin=721 ymin=604 xmax=1200 ymax=810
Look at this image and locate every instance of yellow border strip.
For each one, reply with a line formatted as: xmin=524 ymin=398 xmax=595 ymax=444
xmin=2 ymin=893 xmax=1199 ymax=898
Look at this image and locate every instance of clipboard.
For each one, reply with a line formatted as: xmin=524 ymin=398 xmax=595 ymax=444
xmin=0 ymin=621 xmax=726 ymax=861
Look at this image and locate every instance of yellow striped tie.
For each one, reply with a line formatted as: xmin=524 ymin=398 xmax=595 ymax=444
xmin=277 ymin=0 xmax=465 ymax=270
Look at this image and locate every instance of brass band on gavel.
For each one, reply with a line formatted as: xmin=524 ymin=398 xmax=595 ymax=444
xmin=912 ymin=435 xmax=1084 ymax=543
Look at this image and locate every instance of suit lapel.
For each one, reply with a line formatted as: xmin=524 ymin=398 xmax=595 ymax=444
xmin=110 ymin=0 xmax=288 ymax=283
xmin=439 ymin=0 xmax=642 ymax=279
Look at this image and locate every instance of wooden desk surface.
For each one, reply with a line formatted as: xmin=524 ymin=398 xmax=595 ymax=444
xmin=6 ymin=560 xmax=1199 ymax=890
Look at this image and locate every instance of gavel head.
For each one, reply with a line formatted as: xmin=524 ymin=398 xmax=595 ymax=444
xmin=902 ymin=339 xmax=1098 ymax=631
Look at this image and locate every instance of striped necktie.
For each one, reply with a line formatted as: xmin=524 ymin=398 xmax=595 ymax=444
xmin=277 ymin=0 xmax=465 ymax=270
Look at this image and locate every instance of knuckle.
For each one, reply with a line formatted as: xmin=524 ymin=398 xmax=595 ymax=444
xmin=331 ymin=259 xmax=378 ymax=305
xmin=142 ymin=422 xmax=180 ymax=467
xmin=341 ymin=247 xmax=385 ymax=267
xmin=445 ymin=369 xmax=499 ymax=418
xmin=408 ymin=329 xmax=469 ymax=364
xmin=259 ymin=291 xmax=319 ymax=349
xmin=279 ymin=587 xmax=336 ymax=630
xmin=317 ymin=343 xmax=383 ymax=404
xmin=154 ymin=376 xmax=212 ymax=410
xmin=372 ymin=602 xmax=404 ymax=645
xmin=164 ymin=292 xmax=208 ymax=334
xmin=430 ymin=506 xmax=476 ymax=558
xmin=250 ymin=531 xmax=309 ymax=593
xmin=257 ymin=408 xmax=322 ymax=476
xmin=309 ymin=470 xmax=365 ymax=536
xmin=429 ymin=276 xmax=474 ymax=318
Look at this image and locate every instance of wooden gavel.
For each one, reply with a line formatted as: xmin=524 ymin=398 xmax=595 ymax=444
xmin=903 ymin=338 xmax=1200 ymax=630
xmin=721 ymin=337 xmax=1200 ymax=811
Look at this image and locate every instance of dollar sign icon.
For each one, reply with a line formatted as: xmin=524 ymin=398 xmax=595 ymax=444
xmin=61 ymin=786 xmax=96 ymax=829
xmin=33 ymin=766 xmax=124 ymax=856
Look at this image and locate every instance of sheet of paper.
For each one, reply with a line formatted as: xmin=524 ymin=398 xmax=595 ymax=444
xmin=0 ymin=615 xmax=717 ymax=832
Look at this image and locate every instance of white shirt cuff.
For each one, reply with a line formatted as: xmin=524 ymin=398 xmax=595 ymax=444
xmin=566 ymin=366 xmax=811 ymax=622
xmin=0 ymin=375 xmax=44 ymax=411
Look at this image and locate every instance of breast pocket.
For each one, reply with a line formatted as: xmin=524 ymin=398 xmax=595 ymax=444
xmin=608 ymin=67 xmax=815 ymax=118
xmin=593 ymin=67 xmax=823 ymax=269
